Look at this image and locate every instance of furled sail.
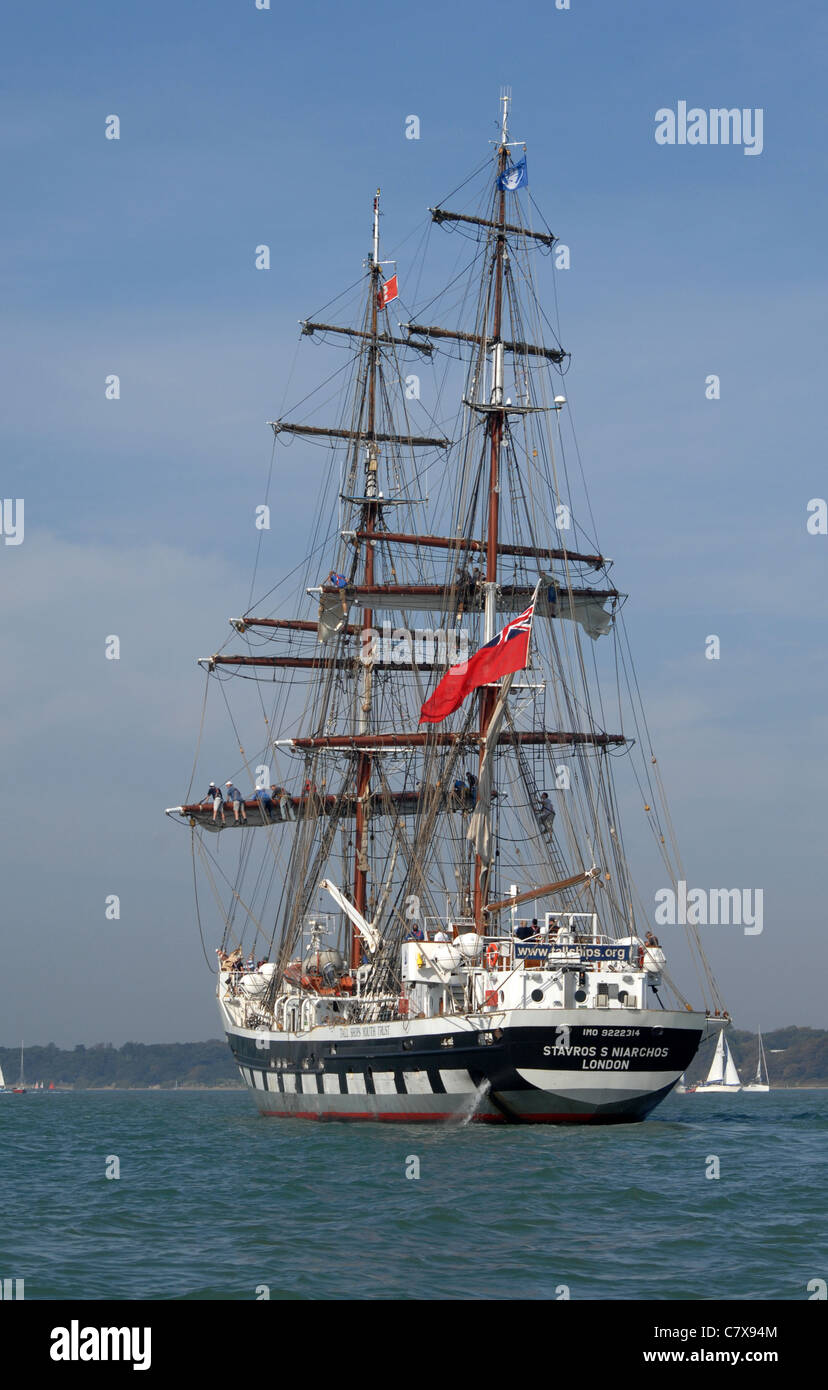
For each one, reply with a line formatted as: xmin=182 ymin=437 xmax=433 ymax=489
xmin=314 ymin=581 xmax=616 ymax=643
xmin=467 ymin=673 xmax=514 ymax=861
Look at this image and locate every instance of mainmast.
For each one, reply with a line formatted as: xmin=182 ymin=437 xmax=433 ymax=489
xmin=473 ymin=92 xmax=510 ymax=929
xmin=352 ymin=190 xmax=382 ymax=964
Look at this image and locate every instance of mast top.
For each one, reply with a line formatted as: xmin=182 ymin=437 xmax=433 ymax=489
xmin=372 ymin=188 xmax=380 ymax=267
xmin=500 ymin=88 xmax=511 ymax=145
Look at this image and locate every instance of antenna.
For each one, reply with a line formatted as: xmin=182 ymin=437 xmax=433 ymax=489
xmin=500 ymin=87 xmax=511 ymax=144
xmin=372 ymin=188 xmax=380 ymax=266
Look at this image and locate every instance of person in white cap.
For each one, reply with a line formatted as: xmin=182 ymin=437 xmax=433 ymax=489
xmin=203 ymin=781 xmax=226 ymax=825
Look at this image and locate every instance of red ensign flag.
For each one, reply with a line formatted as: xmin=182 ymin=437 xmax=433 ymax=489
xmin=419 ymin=603 xmax=534 ymax=725
xmin=378 ymin=274 xmax=398 ymax=308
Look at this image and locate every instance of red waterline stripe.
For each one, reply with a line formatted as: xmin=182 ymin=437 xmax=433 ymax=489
xmin=260 ymin=1110 xmax=481 ymax=1122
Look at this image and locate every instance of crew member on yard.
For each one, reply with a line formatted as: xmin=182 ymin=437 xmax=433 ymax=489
xmin=203 ymin=781 xmax=226 ymax=825
xmin=225 ymin=781 xmax=248 ymax=824
xmin=272 ymin=785 xmax=295 ymax=820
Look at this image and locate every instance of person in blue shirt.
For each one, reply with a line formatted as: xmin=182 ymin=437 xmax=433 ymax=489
xmin=407 ymin=923 xmax=424 ymax=941
xmin=225 ymin=782 xmax=248 ymax=824
xmin=253 ymin=786 xmax=274 ymax=821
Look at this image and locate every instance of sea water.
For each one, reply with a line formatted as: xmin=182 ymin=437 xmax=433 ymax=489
xmin=0 ymin=1090 xmax=824 ymax=1300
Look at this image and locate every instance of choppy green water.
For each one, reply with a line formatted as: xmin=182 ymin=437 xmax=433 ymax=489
xmin=0 ymin=1090 xmax=824 ymax=1300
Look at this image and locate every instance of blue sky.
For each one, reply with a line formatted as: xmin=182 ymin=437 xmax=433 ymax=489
xmin=2 ymin=0 xmax=826 ymax=1044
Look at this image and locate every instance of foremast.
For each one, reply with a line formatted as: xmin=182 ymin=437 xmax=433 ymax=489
xmin=473 ymin=92 xmax=511 ymax=929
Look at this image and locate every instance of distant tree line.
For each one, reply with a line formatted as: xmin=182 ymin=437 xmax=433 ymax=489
xmin=0 ymin=1028 xmax=826 ymax=1088
xmin=0 ymin=1040 xmax=241 ymax=1088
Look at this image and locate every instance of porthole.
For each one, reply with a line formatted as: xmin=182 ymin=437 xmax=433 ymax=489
xmin=531 ymin=988 xmax=544 ymax=1002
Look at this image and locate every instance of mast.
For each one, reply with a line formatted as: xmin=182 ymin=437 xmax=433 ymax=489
xmin=352 ymin=189 xmax=381 ymax=965
xmin=473 ymin=92 xmax=510 ymax=929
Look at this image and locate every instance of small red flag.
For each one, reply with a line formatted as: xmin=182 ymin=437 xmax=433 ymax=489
xmin=419 ymin=602 xmax=535 ymax=725
xmin=378 ymin=273 xmax=398 ymax=308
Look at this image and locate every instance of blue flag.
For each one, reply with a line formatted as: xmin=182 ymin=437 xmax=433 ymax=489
xmin=497 ymin=157 xmax=528 ymax=192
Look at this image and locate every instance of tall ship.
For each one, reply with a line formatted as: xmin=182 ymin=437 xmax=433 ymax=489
xmin=167 ymin=96 xmax=727 ymax=1123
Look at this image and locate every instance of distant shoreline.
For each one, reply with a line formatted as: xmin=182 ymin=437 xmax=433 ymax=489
xmin=30 ymin=1083 xmax=828 ymax=1093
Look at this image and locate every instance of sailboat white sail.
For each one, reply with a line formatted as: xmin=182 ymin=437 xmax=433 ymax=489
xmin=693 ymin=1030 xmax=742 ymax=1093
xmin=0 ymin=1061 xmax=8 ymax=1094
xmin=742 ymin=1030 xmax=770 ymax=1092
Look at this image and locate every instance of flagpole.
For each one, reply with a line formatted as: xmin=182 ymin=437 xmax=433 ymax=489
xmin=527 ymin=577 xmax=543 ymax=651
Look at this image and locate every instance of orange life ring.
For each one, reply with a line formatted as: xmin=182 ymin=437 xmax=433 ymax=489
xmin=485 ymin=943 xmax=499 ymax=969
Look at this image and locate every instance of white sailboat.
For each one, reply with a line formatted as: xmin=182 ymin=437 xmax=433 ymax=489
xmin=693 ymin=1030 xmax=741 ymax=1093
xmin=0 ymin=1061 xmax=9 ymax=1095
xmin=742 ymin=1030 xmax=770 ymax=1092
xmin=11 ymin=1041 xmax=27 ymax=1094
